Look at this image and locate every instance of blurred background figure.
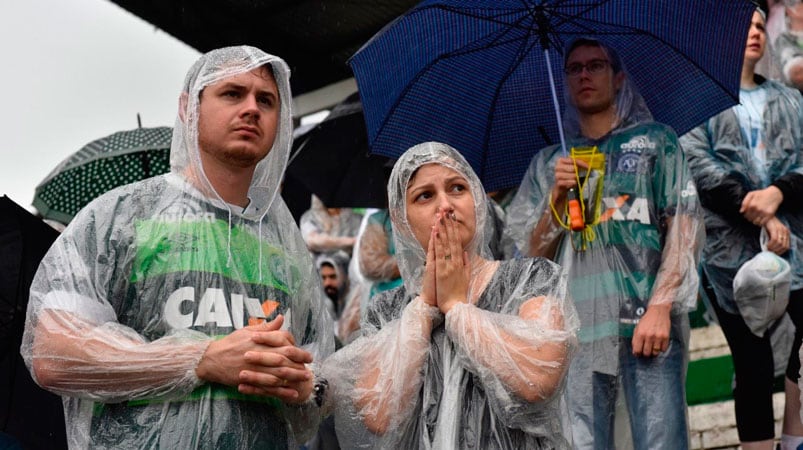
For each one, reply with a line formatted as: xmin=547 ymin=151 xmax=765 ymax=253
xmin=333 ymin=210 xmax=377 ymax=345
xmin=357 ymin=209 xmax=403 ymax=306
xmin=765 ymin=0 xmax=803 ymax=91
xmin=316 ymin=252 xmax=351 ymax=324
xmin=681 ymin=9 xmax=803 ymax=450
xmin=300 ymin=195 xmax=363 ymax=259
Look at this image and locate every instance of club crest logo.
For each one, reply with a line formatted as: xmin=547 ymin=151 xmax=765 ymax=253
xmin=616 ymin=153 xmax=641 ymax=173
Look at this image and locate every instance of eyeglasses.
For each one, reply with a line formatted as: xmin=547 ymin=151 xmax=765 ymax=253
xmin=564 ymin=59 xmax=610 ymax=77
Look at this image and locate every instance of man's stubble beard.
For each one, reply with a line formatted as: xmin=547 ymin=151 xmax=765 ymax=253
xmin=324 ymin=287 xmax=339 ymax=302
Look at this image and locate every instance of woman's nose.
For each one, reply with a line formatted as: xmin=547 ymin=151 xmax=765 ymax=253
xmin=438 ymin=199 xmax=454 ymax=213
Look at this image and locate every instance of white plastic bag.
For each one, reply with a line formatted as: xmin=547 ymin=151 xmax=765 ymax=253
xmin=733 ymin=228 xmax=791 ymax=337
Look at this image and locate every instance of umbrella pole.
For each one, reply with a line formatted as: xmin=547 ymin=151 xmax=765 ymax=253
xmin=544 ymin=48 xmax=584 ymax=232
xmin=543 ymin=49 xmax=568 ymax=156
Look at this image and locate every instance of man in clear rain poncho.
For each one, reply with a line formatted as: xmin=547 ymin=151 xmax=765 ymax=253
xmin=505 ymin=38 xmax=704 ymax=449
xmin=321 ymin=142 xmax=579 ymax=449
xmin=20 ymin=46 xmax=334 ymax=449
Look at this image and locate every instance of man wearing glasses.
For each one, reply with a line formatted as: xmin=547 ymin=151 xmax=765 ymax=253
xmin=505 ymin=38 xmax=703 ymax=449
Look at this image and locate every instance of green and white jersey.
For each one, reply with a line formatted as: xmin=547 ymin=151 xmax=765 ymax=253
xmin=565 ymin=122 xmax=696 ymax=341
xmin=508 ymin=122 xmax=700 ymax=375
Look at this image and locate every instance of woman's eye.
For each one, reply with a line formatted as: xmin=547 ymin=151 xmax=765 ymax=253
xmin=223 ymin=91 xmax=240 ymax=98
xmin=415 ymin=192 xmax=432 ymax=202
xmin=451 ymin=184 xmax=467 ymax=193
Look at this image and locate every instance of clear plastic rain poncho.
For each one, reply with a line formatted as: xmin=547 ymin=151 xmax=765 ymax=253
xmin=336 ymin=211 xmax=378 ymax=343
xmin=504 ymin=39 xmax=704 ymax=446
xmin=357 ymin=209 xmax=402 ymax=295
xmin=300 ymin=195 xmax=363 ymax=257
xmin=680 ymin=76 xmax=803 ymax=315
xmin=322 ymin=142 xmax=579 ymax=449
xmin=21 ymin=46 xmax=334 ymax=449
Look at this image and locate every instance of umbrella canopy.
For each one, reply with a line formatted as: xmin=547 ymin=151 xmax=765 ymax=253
xmin=350 ymin=0 xmax=755 ymax=192
xmin=287 ymin=93 xmax=394 ymax=208
xmin=33 ymin=126 xmax=173 ymax=224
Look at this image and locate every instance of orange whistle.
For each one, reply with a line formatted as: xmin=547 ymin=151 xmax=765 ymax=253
xmin=567 ymin=188 xmax=585 ymax=231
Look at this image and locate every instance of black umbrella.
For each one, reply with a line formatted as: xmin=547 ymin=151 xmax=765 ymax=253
xmin=0 ymin=196 xmax=66 ymax=449
xmin=286 ymin=93 xmax=394 ymax=208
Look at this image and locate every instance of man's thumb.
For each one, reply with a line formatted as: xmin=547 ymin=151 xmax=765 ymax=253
xmin=258 ymin=314 xmax=283 ymax=331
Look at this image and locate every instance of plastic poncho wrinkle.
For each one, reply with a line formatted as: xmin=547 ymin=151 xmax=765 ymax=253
xmin=322 ymin=142 xmax=578 ymax=449
xmin=21 ymin=46 xmax=333 ymax=449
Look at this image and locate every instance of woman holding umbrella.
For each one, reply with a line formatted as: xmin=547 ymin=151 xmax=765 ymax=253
xmin=681 ymin=8 xmax=803 ymax=450
xmin=321 ymin=142 xmax=578 ymax=449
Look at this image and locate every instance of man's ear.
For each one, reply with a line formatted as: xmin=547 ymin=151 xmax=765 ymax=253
xmin=613 ymin=72 xmax=625 ymax=92
xmin=178 ymin=92 xmax=189 ymax=123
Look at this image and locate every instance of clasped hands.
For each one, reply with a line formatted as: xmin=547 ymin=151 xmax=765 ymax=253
xmin=196 ymin=314 xmax=314 ymax=404
xmin=741 ymin=186 xmax=790 ymax=255
xmin=420 ymin=209 xmax=471 ymax=315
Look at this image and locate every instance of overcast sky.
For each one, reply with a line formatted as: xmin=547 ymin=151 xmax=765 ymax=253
xmin=0 ymin=0 xmax=201 ymax=211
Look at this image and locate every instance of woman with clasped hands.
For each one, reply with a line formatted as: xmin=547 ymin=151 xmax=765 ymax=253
xmin=320 ymin=142 xmax=578 ymax=449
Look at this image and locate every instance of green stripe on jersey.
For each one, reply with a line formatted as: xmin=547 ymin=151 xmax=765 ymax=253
xmin=131 ymin=218 xmax=297 ymax=293
xmin=570 ymin=271 xmax=656 ymax=304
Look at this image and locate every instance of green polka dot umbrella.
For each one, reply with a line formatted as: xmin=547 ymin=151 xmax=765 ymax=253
xmin=33 ymin=126 xmax=173 ymax=224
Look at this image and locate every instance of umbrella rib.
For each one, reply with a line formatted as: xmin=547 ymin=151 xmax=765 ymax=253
xmin=429 ymin=6 xmax=536 ymax=55
xmin=371 ymin=10 xmax=535 ymax=149
xmin=457 ymin=12 xmax=533 ymax=54
xmin=430 ymin=4 xmax=540 ymax=34
xmin=479 ymin=30 xmax=544 ymax=185
xmin=541 ymin=1 xmax=611 ymax=45
xmin=538 ymin=2 xmax=739 ymax=102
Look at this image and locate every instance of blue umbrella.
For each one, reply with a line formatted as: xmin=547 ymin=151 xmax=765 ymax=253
xmin=350 ymin=0 xmax=755 ymax=192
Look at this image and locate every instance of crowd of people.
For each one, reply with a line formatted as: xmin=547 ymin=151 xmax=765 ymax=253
xmin=10 ymin=2 xmax=803 ymax=450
